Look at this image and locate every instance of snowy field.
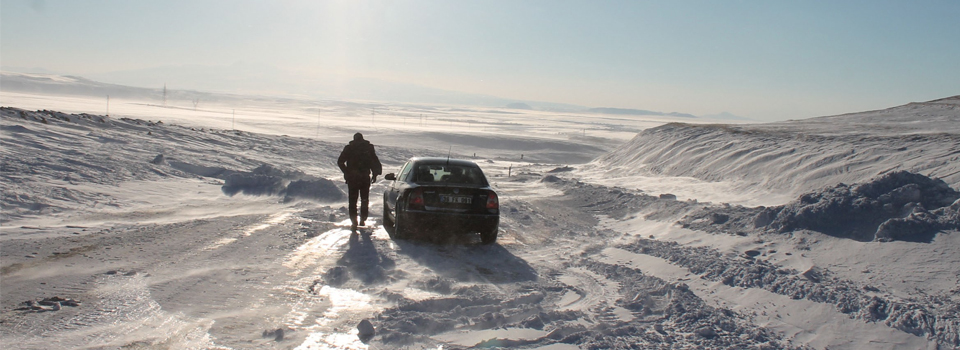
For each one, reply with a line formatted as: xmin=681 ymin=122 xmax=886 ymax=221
xmin=2 ymin=80 xmax=959 ymax=350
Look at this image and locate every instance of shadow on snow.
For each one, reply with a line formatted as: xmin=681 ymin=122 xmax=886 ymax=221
xmin=391 ymin=234 xmax=538 ymax=284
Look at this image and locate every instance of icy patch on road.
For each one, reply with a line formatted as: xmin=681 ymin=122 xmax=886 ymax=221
xmin=202 ymin=211 xmax=295 ymax=251
xmin=294 ymin=286 xmax=375 ymax=350
xmin=244 ymin=211 xmax=294 ymax=236
xmin=436 ymin=328 xmax=549 ymax=347
xmin=297 ymin=331 xmax=368 ymax=350
xmin=283 ymin=220 xmax=355 ymax=273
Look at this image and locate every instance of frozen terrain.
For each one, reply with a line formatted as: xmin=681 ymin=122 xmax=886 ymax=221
xmin=2 ymin=80 xmax=959 ymax=350
xmin=588 ymin=96 xmax=960 ymax=206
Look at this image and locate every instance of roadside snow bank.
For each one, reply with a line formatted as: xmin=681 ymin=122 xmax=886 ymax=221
xmin=680 ymin=171 xmax=960 ymax=242
xmin=218 ymin=164 xmax=344 ymax=203
xmin=761 ymin=171 xmax=959 ymax=242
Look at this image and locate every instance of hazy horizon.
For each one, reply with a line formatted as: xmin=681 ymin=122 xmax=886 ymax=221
xmin=2 ymin=0 xmax=959 ymax=121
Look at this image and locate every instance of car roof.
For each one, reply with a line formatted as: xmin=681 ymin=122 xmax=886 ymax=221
xmin=409 ymin=157 xmax=481 ymax=168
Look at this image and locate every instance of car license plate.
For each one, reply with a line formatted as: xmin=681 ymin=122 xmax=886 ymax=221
xmin=440 ymin=195 xmax=472 ymax=204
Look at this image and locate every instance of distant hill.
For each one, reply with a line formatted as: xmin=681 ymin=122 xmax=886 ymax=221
xmin=589 ymin=107 xmax=697 ymax=119
xmin=0 ymin=71 xmax=224 ymax=103
xmin=505 ymin=102 xmax=533 ymax=110
xmin=0 ymin=70 xmax=590 ymax=112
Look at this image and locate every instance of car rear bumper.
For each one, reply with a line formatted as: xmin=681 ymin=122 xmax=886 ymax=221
xmin=401 ymin=210 xmax=499 ymax=234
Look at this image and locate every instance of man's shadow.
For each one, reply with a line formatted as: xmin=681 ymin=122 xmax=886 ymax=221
xmin=392 ymin=235 xmax=538 ymax=284
xmin=335 ymin=230 xmax=396 ymax=285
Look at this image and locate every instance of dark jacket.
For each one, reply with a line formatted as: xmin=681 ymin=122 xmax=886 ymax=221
xmin=337 ymin=139 xmax=382 ymax=184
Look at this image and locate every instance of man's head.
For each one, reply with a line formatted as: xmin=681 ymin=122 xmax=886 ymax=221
xmin=354 ymin=132 xmax=364 ymax=141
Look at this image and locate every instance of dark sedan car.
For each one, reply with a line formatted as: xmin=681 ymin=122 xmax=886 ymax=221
xmin=382 ymin=157 xmax=500 ymax=244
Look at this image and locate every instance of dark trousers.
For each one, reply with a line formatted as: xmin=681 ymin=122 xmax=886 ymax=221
xmin=347 ymin=180 xmax=371 ymax=225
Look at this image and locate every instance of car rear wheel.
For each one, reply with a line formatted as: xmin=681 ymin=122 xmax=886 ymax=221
xmin=394 ymin=208 xmax=409 ymax=240
xmin=480 ymin=227 xmax=498 ymax=245
xmin=382 ymin=204 xmax=394 ymax=229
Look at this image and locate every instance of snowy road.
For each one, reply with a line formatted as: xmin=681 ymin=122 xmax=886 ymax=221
xmin=1 ymin=176 xmax=939 ymax=349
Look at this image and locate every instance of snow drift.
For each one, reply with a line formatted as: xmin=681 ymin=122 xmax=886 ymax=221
xmin=592 ymin=96 xmax=960 ymax=198
xmin=219 ymin=164 xmax=344 ymax=203
xmin=0 ymin=107 xmax=348 ymax=222
xmin=758 ymin=171 xmax=960 ymax=242
xmin=678 ymin=171 xmax=960 ymax=242
xmin=549 ymin=168 xmax=960 ymax=244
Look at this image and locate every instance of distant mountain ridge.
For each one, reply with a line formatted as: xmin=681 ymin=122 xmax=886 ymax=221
xmin=588 ymin=107 xmax=697 ymax=119
xmin=0 ymin=71 xmax=222 ymax=102
xmin=3 ymin=70 xmax=716 ymax=119
xmin=0 ymin=69 xmax=584 ymax=112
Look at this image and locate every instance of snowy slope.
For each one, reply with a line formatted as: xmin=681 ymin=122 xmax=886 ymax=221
xmin=588 ymin=96 xmax=960 ymax=203
xmin=0 ymin=107 xmax=434 ymax=227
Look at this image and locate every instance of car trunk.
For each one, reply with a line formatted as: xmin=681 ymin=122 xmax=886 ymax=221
xmin=417 ymin=186 xmax=493 ymax=214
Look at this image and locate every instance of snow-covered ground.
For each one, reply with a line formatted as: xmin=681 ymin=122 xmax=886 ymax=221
xmin=2 ymin=81 xmax=958 ymax=349
xmin=587 ymin=96 xmax=960 ymax=206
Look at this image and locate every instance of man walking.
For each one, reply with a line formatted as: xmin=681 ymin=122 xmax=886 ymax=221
xmin=338 ymin=133 xmax=382 ymax=231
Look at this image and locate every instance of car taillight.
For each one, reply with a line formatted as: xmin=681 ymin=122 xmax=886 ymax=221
xmin=408 ymin=188 xmax=425 ymax=210
xmin=486 ymin=191 xmax=499 ymax=213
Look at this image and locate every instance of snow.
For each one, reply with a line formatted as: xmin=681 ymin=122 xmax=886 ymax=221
xmin=588 ymin=97 xmax=960 ymax=204
xmin=2 ymin=78 xmax=959 ymax=349
xmin=597 ymin=248 xmax=932 ymax=350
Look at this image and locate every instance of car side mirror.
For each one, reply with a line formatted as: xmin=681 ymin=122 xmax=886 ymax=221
xmin=384 ymin=173 xmax=396 ymax=181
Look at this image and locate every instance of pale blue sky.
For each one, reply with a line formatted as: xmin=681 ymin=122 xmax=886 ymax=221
xmin=2 ymin=0 xmax=958 ymax=120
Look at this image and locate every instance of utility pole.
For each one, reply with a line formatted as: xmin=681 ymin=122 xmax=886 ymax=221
xmin=162 ymin=84 xmax=167 ymax=107
xmin=106 ymin=95 xmax=110 ymax=117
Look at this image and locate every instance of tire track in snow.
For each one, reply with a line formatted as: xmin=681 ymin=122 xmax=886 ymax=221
xmin=597 ymin=247 xmax=934 ymax=350
xmin=554 ymin=267 xmax=633 ymax=323
xmin=4 ymin=273 xmax=220 ymax=349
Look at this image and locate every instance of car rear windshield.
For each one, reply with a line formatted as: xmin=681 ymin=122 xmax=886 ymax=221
xmin=411 ymin=164 xmax=487 ymax=186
